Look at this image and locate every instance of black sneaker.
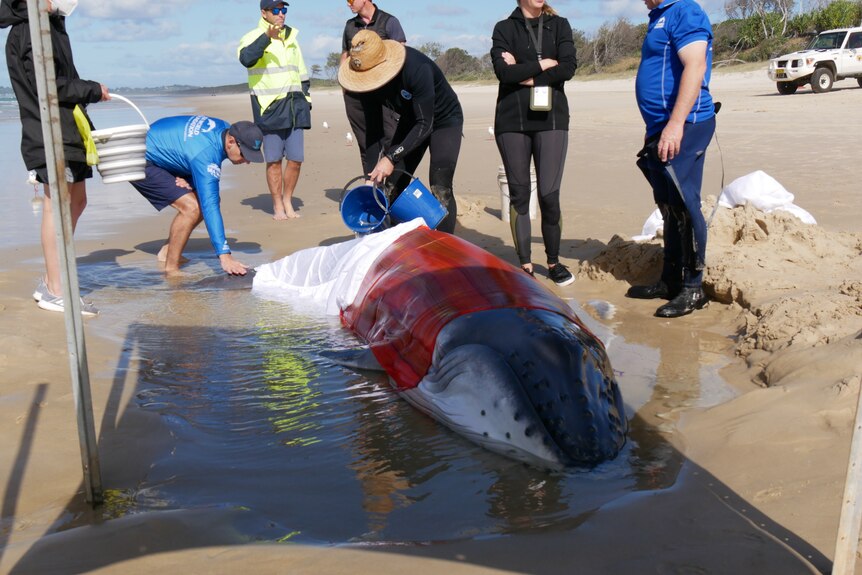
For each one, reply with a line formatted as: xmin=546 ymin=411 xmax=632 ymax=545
xmin=548 ymin=263 xmax=574 ymax=287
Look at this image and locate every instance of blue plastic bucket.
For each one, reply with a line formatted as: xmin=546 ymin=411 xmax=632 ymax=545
xmin=389 ymin=177 xmax=448 ymax=229
xmin=340 ymin=183 xmax=389 ymax=234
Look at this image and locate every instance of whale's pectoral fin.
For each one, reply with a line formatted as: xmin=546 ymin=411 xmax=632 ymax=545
xmin=321 ymin=348 xmax=384 ymax=372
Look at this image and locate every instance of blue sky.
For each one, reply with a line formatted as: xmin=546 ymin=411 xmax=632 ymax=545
xmin=0 ymin=0 xmax=725 ymax=88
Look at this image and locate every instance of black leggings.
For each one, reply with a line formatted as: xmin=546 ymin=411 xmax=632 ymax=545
xmin=390 ymin=124 xmax=462 ymax=234
xmin=496 ymin=130 xmax=567 ymax=266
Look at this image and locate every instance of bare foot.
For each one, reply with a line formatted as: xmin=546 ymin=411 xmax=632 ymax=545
xmin=163 ymin=268 xmax=194 ymax=281
xmin=286 ymin=210 xmax=301 ymax=219
xmin=273 ymin=211 xmax=289 ymax=221
xmin=157 ymin=245 xmax=189 ymax=264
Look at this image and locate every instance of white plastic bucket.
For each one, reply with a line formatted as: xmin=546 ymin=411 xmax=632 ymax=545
xmin=91 ymin=94 xmax=149 ymax=184
xmin=498 ymin=165 xmax=537 ymax=222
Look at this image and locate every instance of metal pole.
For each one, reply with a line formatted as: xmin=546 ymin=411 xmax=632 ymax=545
xmin=832 ymin=384 xmax=862 ymax=575
xmin=27 ymin=0 xmax=103 ymax=505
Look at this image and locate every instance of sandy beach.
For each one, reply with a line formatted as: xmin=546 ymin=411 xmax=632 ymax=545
xmin=0 ymin=69 xmax=860 ymax=574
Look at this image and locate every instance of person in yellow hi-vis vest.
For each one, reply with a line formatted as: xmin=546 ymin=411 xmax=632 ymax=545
xmin=238 ymin=0 xmax=311 ymax=220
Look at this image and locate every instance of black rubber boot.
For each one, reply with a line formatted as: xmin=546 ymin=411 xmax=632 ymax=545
xmin=655 ymin=286 xmax=709 ymax=318
xmin=626 ymin=281 xmax=678 ymax=300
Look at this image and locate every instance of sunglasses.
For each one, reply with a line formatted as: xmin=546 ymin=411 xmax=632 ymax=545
xmin=347 ymin=0 xmax=360 ymax=5
xmin=269 ymin=6 xmax=287 ymax=15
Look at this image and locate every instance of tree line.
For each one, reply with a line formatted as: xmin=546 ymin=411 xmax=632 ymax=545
xmin=317 ymin=0 xmax=862 ymax=83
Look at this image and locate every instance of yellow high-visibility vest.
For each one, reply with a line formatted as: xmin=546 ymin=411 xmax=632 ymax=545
xmin=238 ymin=19 xmax=311 ymax=113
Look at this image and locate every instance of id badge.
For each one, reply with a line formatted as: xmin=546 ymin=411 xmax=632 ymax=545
xmin=530 ymin=86 xmax=552 ymax=111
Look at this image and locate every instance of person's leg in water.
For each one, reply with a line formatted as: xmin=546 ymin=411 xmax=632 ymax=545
xmin=162 ymin=192 xmax=202 ymax=274
xmin=131 ymin=164 xmax=201 ymax=271
xmin=533 ymin=130 xmax=573 ymax=286
xmin=496 ymin=131 xmax=535 ymax=274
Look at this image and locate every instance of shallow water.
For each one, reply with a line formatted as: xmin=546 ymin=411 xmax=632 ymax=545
xmin=77 ymin=256 xmax=736 ymax=545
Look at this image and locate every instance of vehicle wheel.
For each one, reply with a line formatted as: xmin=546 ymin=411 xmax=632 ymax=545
xmin=811 ymin=67 xmax=834 ymax=93
xmin=777 ymin=82 xmax=798 ymax=95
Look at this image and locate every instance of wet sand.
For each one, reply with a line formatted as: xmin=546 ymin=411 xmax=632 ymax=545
xmin=0 ymin=69 xmax=860 ymax=573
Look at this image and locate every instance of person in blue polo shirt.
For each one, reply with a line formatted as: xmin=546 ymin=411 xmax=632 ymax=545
xmin=627 ymin=0 xmax=716 ymax=318
xmin=131 ymin=115 xmax=265 ymax=276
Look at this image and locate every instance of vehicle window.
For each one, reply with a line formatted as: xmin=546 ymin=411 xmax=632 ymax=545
xmin=848 ymin=33 xmax=862 ymax=50
xmin=809 ymin=31 xmax=846 ymax=50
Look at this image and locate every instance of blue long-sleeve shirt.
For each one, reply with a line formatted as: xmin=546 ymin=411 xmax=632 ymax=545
xmin=145 ymin=115 xmax=232 ymax=255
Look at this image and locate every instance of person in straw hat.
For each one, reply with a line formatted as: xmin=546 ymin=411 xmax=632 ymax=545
xmin=340 ymin=0 xmax=406 ymax=173
xmin=339 ymin=29 xmax=463 ymax=234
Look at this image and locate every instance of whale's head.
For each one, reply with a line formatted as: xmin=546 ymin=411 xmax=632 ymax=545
xmin=401 ymin=308 xmax=628 ymax=469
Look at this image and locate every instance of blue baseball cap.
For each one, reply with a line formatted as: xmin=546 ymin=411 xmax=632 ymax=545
xmin=260 ymin=0 xmax=288 ymax=10
xmin=228 ymin=121 xmax=264 ymax=163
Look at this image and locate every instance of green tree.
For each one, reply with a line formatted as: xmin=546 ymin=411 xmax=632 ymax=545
xmin=417 ymin=42 xmax=443 ymax=61
xmin=325 ymin=52 xmax=341 ymax=81
xmin=436 ymin=47 xmax=482 ymax=79
xmin=814 ymin=0 xmax=862 ymax=31
xmin=310 ymin=64 xmax=322 ymax=79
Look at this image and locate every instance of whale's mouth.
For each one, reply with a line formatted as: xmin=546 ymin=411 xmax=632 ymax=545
xmin=413 ymin=308 xmax=628 ymax=468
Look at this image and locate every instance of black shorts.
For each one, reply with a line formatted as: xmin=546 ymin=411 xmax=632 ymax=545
xmin=130 ymin=162 xmax=194 ymax=211
xmin=34 ymin=161 xmax=92 ymax=184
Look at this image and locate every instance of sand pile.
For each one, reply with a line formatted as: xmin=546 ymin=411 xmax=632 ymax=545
xmin=580 ymin=198 xmax=862 ymax=385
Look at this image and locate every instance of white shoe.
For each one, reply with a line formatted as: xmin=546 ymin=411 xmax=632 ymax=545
xmin=33 ymin=277 xmax=47 ymax=301
xmin=37 ymin=289 xmax=99 ymax=316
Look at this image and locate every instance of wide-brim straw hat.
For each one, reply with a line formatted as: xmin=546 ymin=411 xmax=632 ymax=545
xmin=338 ymin=29 xmax=406 ymax=93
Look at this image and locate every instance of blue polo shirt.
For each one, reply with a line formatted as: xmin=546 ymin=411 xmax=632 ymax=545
xmin=635 ymin=0 xmax=714 ymax=137
xmin=145 ymin=115 xmax=231 ymax=255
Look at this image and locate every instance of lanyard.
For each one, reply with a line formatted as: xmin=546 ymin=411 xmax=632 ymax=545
xmin=524 ymin=14 xmax=543 ymax=61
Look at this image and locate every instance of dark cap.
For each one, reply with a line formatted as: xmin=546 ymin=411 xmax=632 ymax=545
xmin=228 ymin=121 xmax=264 ymax=163
xmin=260 ymin=0 xmax=288 ymax=10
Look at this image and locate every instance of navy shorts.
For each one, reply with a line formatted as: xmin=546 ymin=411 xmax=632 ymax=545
xmin=131 ymin=162 xmax=194 ymax=211
xmin=263 ymin=128 xmax=304 ymax=163
xmin=34 ymin=161 xmax=92 ymax=184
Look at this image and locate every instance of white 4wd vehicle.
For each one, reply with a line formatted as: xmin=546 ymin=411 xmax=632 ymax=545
xmin=767 ymin=26 xmax=862 ymax=94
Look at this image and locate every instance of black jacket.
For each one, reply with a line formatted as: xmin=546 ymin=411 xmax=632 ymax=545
xmin=359 ymin=47 xmax=463 ymax=172
xmin=490 ymin=9 xmax=577 ymax=134
xmin=0 ymin=0 xmax=102 ymax=169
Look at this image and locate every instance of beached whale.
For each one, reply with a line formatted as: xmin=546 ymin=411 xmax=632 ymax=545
xmin=253 ymin=221 xmax=628 ymax=469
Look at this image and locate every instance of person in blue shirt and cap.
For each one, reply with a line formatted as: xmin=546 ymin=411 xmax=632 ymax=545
xmin=130 ymin=115 xmax=265 ymax=276
xmin=627 ymin=0 xmax=716 ymax=318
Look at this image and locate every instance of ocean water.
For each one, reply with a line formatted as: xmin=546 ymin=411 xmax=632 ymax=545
xmin=0 ymin=94 xmax=192 ymax=250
